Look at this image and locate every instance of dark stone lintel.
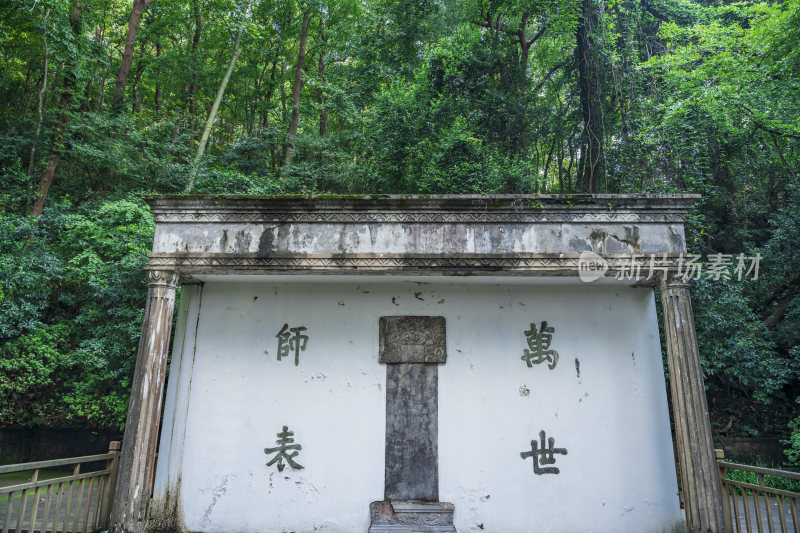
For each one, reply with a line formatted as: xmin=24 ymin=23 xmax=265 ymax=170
xmin=379 ymin=316 xmax=447 ymax=364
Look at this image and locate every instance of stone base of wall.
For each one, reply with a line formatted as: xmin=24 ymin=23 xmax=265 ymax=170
xmin=369 ymin=500 xmax=456 ymax=532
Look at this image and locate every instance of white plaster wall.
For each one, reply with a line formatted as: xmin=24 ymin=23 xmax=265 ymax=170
xmin=155 ymin=277 xmax=683 ymax=533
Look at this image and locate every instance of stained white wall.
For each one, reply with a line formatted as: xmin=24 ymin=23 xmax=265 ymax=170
xmin=154 ymin=276 xmax=684 ymax=533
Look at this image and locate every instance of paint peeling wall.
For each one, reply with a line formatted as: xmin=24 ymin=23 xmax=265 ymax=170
xmin=151 ymin=221 xmax=687 ymax=257
xmin=153 ymin=276 xmax=683 ymax=533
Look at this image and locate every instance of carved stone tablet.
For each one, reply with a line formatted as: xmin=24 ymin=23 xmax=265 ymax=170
xmin=379 ymin=316 xmax=447 ymax=364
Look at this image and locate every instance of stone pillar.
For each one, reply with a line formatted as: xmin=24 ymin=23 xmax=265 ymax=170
xmin=659 ymin=273 xmax=725 ymax=532
xmin=110 ymin=269 xmax=179 ymax=533
xmin=370 ymin=316 xmax=456 ymax=533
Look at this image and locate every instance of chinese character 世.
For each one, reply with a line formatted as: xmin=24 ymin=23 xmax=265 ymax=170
xmin=276 ymin=324 xmax=308 ymax=366
xmin=520 ymin=430 xmax=568 ymax=475
xmin=522 ymin=321 xmax=559 ymax=370
xmin=264 ymin=425 xmax=304 ymax=472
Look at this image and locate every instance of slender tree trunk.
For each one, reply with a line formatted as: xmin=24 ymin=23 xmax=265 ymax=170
xmin=184 ymin=25 xmax=244 ymax=193
xmin=260 ymin=59 xmax=277 ymax=134
xmin=20 ymin=68 xmax=34 ymax=117
xmin=566 ymin=139 xmax=574 ymax=192
xmin=46 ymin=65 xmax=62 ymax=109
xmin=81 ymin=80 xmax=93 ymax=112
xmin=112 ymin=0 xmax=152 ymax=109
xmin=543 ymin=134 xmax=557 ymax=184
xmin=154 ymin=39 xmax=162 ymax=112
xmin=282 ymin=11 xmax=311 ymax=174
xmin=80 ymin=25 xmax=104 ymax=112
xmin=96 ymin=7 xmax=108 ymax=108
xmin=280 ymin=63 xmax=287 ymax=125
xmin=188 ymin=0 xmax=202 ymax=136
xmin=131 ymin=41 xmax=146 ymax=112
xmin=32 ymin=3 xmax=82 ymax=217
xmin=576 ymin=0 xmax=603 ymax=193
xmin=317 ymin=19 xmax=327 ymax=136
xmin=28 ymin=9 xmax=50 ymax=178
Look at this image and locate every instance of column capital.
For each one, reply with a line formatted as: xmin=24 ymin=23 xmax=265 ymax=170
xmin=657 ymin=270 xmax=691 ymax=289
xmin=144 ymin=269 xmax=180 ymax=290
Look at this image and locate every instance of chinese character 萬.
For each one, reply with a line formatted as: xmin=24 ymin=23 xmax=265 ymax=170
xmin=522 ymin=321 xmax=559 ymax=370
xmin=264 ymin=425 xmax=304 ymax=472
xmin=276 ymin=324 xmax=308 ymax=366
xmin=520 ymin=430 xmax=568 ymax=475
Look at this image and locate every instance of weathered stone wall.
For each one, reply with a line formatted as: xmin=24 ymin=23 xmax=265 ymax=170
xmin=152 ymin=276 xmax=683 ymax=533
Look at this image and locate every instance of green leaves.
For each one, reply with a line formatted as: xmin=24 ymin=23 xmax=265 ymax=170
xmin=0 ymin=197 xmax=154 ymax=428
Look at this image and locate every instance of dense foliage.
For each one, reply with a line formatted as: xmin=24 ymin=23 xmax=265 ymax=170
xmin=0 ymin=0 xmax=798 ymax=458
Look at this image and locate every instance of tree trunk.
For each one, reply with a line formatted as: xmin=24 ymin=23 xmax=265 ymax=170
xmin=283 ymin=12 xmax=311 ymax=174
xmin=543 ymin=134 xmax=557 ymax=185
xmin=28 ymin=9 xmax=50 ymax=178
xmin=154 ymin=39 xmax=162 ymax=112
xmin=260 ymin=59 xmax=277 ymax=134
xmin=31 ymin=3 xmax=82 ymax=217
xmin=131 ymin=41 xmax=147 ymax=113
xmin=112 ymin=0 xmax=152 ymax=109
xmin=280 ymin=63 xmax=287 ymax=125
xmin=317 ymin=19 xmax=327 ymax=136
xmin=188 ymin=0 xmax=202 ymax=135
xmin=576 ymin=0 xmax=603 ymax=193
xmin=184 ymin=25 xmax=244 ymax=193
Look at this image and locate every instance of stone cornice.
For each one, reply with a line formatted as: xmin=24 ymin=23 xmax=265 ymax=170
xmin=146 ymin=194 xmax=699 ymax=224
xmin=146 ymin=195 xmax=698 ymax=279
xmin=147 ymin=252 xmax=685 ymax=283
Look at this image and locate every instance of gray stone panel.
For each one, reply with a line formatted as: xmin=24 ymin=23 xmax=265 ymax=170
xmin=384 ymin=363 xmax=439 ymax=501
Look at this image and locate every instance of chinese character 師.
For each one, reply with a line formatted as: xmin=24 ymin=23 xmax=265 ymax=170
xmin=264 ymin=426 xmax=304 ymax=472
xmin=276 ymin=324 xmax=309 ymax=366
xmin=520 ymin=430 xmax=568 ymax=475
xmin=522 ymin=321 xmax=559 ymax=370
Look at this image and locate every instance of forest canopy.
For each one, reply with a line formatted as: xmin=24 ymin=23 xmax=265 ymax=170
xmin=0 ymin=0 xmax=798 ymax=459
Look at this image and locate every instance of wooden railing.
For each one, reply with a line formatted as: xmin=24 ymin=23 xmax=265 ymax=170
xmin=0 ymin=441 xmax=120 ymax=533
xmin=717 ymin=449 xmax=800 ymax=533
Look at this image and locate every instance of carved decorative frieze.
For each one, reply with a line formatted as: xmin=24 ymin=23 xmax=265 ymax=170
xmin=146 ymin=253 xmax=686 ymax=282
xmin=153 ymin=211 xmax=687 ymax=224
xmin=368 ymin=501 xmax=456 ymax=533
xmin=379 ymin=316 xmax=447 ymax=364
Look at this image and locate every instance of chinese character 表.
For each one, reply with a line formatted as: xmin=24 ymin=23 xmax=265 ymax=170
xmin=522 ymin=321 xmax=559 ymax=370
xmin=520 ymin=430 xmax=568 ymax=475
xmin=264 ymin=426 xmax=304 ymax=472
xmin=276 ymin=324 xmax=308 ymax=366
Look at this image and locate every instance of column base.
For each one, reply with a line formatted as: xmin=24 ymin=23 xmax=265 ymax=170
xmin=369 ymin=501 xmax=456 ymax=532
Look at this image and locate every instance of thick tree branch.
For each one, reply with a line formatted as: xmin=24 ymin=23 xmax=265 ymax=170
xmin=743 ymin=105 xmax=800 ymax=141
xmin=764 ymin=284 xmax=799 ymax=330
xmin=532 ymin=60 xmax=567 ymax=93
